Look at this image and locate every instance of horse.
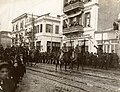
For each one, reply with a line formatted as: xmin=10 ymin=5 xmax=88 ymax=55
xmin=59 ymin=48 xmax=74 ymax=71
xmin=28 ymin=49 xmax=39 ymax=66
xmin=73 ymin=52 xmax=83 ymax=71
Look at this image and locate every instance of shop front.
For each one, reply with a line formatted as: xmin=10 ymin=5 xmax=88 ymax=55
xmin=47 ymin=41 xmax=60 ymax=53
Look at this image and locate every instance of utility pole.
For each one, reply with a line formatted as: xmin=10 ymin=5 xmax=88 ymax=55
xmin=50 ymin=23 xmax=53 ymax=53
xmin=70 ymin=34 xmax=72 ymax=49
xmin=31 ymin=14 xmax=35 ymax=49
xmin=102 ymin=30 xmax=103 ymax=51
xmin=50 ymin=30 xmax=52 ymax=53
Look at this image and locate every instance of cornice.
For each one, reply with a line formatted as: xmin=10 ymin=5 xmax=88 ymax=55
xmin=84 ymin=3 xmax=99 ymax=11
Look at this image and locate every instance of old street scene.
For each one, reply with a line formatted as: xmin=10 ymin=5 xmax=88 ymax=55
xmin=1 ymin=0 xmax=120 ymax=92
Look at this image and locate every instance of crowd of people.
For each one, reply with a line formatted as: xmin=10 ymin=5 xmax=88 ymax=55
xmin=0 ymin=45 xmax=26 ymax=92
xmin=0 ymin=44 xmax=119 ymax=91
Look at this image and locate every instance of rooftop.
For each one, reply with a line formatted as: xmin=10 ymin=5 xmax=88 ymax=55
xmin=12 ymin=13 xmax=39 ymax=23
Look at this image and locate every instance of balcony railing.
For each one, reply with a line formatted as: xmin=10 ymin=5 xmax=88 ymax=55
xmin=64 ymin=0 xmax=84 ymax=13
xmin=63 ymin=24 xmax=83 ymax=34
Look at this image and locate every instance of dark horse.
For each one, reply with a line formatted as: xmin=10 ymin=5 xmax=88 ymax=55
xmin=59 ymin=48 xmax=73 ymax=71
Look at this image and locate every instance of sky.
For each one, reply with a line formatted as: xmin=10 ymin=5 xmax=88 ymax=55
xmin=0 ymin=0 xmax=63 ymax=31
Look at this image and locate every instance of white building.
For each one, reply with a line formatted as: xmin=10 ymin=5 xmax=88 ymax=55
xmin=95 ymin=28 xmax=119 ymax=53
xmin=12 ymin=13 xmax=62 ymax=52
xmin=12 ymin=13 xmax=38 ymax=46
xmin=63 ymin=0 xmax=120 ymax=53
xmin=25 ymin=14 xmax=62 ymax=52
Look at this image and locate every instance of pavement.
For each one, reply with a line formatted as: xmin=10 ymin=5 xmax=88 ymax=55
xmin=17 ymin=63 xmax=120 ymax=92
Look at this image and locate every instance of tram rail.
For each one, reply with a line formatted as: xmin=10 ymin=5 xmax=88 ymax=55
xmin=27 ymin=66 xmax=119 ymax=92
xmin=27 ymin=67 xmax=90 ymax=92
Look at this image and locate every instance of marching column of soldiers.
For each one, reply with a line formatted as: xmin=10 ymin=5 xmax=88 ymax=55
xmin=0 ymin=43 xmax=119 ymax=91
xmin=24 ymin=44 xmax=119 ymax=70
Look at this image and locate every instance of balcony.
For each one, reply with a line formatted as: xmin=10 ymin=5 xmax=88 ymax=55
xmin=63 ymin=25 xmax=83 ymax=35
xmin=64 ymin=0 xmax=84 ymax=13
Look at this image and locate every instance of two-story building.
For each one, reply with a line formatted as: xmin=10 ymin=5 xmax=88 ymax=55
xmin=12 ymin=13 xmax=62 ymax=52
xmin=25 ymin=14 xmax=62 ymax=52
xmin=63 ymin=0 xmax=120 ymax=53
xmin=12 ymin=13 xmax=38 ymax=46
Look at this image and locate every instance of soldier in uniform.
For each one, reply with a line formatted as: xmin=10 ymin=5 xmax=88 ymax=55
xmin=59 ymin=43 xmax=67 ymax=61
xmin=0 ymin=45 xmax=4 ymax=62
xmin=58 ymin=43 xmax=68 ymax=70
xmin=61 ymin=43 xmax=67 ymax=53
xmin=74 ymin=44 xmax=81 ymax=70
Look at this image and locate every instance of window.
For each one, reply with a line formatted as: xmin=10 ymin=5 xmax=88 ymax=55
xmin=36 ymin=41 xmax=41 ymax=50
xmin=84 ymin=12 xmax=91 ymax=27
xmin=37 ymin=25 xmax=39 ymax=33
xmin=46 ymin=24 xmax=53 ymax=33
xmin=79 ymin=17 xmax=82 ymax=25
xmin=55 ymin=25 xmax=59 ymax=34
xmin=16 ymin=24 xmax=18 ymax=30
xmin=40 ymin=24 xmax=42 ymax=32
xmin=16 ymin=34 xmax=18 ymax=38
xmin=35 ymin=25 xmax=39 ymax=33
xmin=13 ymin=26 xmax=14 ymax=32
xmin=20 ymin=21 xmax=24 ymax=29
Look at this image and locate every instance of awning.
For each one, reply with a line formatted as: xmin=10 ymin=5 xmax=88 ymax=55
xmin=64 ymin=11 xmax=82 ymax=19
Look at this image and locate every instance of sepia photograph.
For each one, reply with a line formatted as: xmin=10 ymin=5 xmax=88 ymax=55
xmin=0 ymin=0 xmax=120 ymax=92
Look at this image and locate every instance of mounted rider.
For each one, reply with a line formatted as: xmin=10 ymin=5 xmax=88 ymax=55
xmin=61 ymin=43 xmax=67 ymax=53
xmin=75 ymin=44 xmax=80 ymax=54
xmin=59 ymin=43 xmax=67 ymax=61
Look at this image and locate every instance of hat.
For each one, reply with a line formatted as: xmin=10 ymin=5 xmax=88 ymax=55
xmin=0 ymin=62 xmax=10 ymax=70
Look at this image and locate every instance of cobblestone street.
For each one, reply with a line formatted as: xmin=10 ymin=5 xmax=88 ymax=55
xmin=16 ymin=63 xmax=120 ymax=92
xmin=16 ymin=71 xmax=82 ymax=92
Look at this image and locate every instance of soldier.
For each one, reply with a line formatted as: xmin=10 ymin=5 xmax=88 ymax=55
xmin=74 ymin=44 xmax=81 ymax=70
xmin=34 ymin=48 xmax=40 ymax=65
xmin=0 ymin=45 xmax=4 ymax=62
xmin=59 ymin=43 xmax=67 ymax=62
xmin=61 ymin=43 xmax=67 ymax=53
xmin=3 ymin=45 xmax=12 ymax=64
xmin=75 ymin=44 xmax=79 ymax=53
xmin=112 ymin=52 xmax=119 ymax=68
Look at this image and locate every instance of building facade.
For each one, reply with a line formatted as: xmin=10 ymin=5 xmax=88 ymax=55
xmin=95 ymin=28 xmax=119 ymax=53
xmin=0 ymin=31 xmax=12 ymax=49
xmin=25 ymin=14 xmax=62 ymax=52
xmin=12 ymin=13 xmax=38 ymax=46
xmin=63 ymin=0 xmax=120 ymax=53
xmin=12 ymin=13 xmax=62 ymax=52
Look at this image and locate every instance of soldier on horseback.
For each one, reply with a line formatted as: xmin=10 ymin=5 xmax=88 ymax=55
xmin=59 ymin=43 xmax=68 ymax=71
xmin=59 ymin=43 xmax=67 ymax=61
